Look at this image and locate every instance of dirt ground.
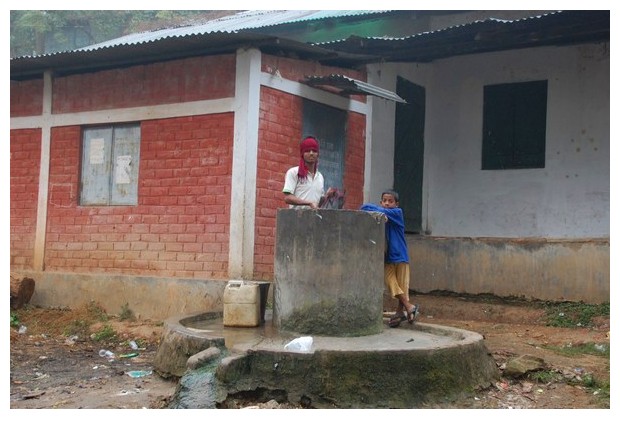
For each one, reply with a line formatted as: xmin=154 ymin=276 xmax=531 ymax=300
xmin=9 ymin=293 xmax=610 ymax=412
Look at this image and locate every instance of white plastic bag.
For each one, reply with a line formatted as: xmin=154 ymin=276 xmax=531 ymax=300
xmin=284 ymin=336 xmax=313 ymax=352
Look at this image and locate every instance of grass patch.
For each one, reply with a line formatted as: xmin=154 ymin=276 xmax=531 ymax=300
xmin=543 ymin=341 xmax=610 ymax=358
xmin=63 ymin=319 xmax=91 ymax=337
xmin=542 ymin=301 xmax=609 ymax=328
xmin=527 ymin=369 xmax=610 ymax=407
xmin=91 ymin=324 xmax=117 ymax=342
xmin=527 ymin=369 xmax=563 ymax=384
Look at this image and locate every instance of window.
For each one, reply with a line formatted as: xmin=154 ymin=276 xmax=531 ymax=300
xmin=482 ymin=80 xmax=547 ymax=170
xmin=80 ymin=123 xmax=140 ymax=205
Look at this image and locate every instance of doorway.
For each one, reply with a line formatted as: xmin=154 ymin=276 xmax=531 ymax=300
xmin=302 ymin=99 xmax=347 ymax=190
xmin=393 ymin=76 xmax=425 ymax=233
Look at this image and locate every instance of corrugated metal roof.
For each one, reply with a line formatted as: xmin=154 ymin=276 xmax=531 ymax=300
xmin=76 ymin=10 xmax=390 ymax=53
xmin=10 ymin=10 xmax=609 ymax=80
xmin=315 ymin=11 xmax=564 ymax=45
xmin=314 ymin=10 xmax=610 ymax=65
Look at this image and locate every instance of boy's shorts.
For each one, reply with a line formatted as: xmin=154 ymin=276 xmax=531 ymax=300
xmin=384 ymin=262 xmax=410 ymax=297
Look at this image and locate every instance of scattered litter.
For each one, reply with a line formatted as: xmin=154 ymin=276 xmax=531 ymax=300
xmin=128 ymin=340 xmax=139 ymax=350
xmin=18 ymin=325 xmax=27 ymax=334
xmin=33 ymin=372 xmax=49 ymax=380
xmin=496 ymin=381 xmax=510 ymax=391
xmin=65 ymin=335 xmax=78 ymax=345
xmin=116 ymin=388 xmax=144 ymax=396
xmin=119 ymin=352 xmax=139 ymax=358
xmin=22 ymin=391 xmax=46 ymax=400
xmin=126 ymin=370 xmax=152 ymax=378
xmin=99 ymin=349 xmax=115 ymax=359
xmin=284 ymin=336 xmax=313 ymax=352
xmin=521 ymin=382 xmax=534 ymax=393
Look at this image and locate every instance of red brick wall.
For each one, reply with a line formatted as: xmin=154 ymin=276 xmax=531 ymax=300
xmin=10 ymin=52 xmax=367 ymax=282
xmin=262 ymin=54 xmax=366 ymax=83
xmin=10 ymin=129 xmax=42 ymax=269
xmin=253 ymin=86 xmax=366 ymax=279
xmin=52 ymin=55 xmax=236 ymax=113
xmin=44 ymin=115 xmax=233 ymax=278
xmin=343 ymin=111 xmax=366 ymax=210
xmin=254 ymin=87 xmax=303 ymax=278
xmin=10 ymin=79 xmax=43 ymax=117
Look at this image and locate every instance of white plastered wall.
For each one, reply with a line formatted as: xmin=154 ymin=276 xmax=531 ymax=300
xmin=367 ymin=42 xmax=610 ymax=238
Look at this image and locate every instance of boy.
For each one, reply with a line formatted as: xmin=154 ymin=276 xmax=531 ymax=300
xmin=360 ymin=189 xmax=419 ymax=327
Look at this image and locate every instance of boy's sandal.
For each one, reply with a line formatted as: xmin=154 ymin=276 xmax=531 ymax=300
xmin=407 ymin=305 xmax=420 ymax=324
xmin=388 ymin=313 xmax=407 ymax=328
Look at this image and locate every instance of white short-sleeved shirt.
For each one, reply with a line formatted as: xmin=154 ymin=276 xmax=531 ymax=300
xmin=283 ymin=166 xmax=325 ymax=209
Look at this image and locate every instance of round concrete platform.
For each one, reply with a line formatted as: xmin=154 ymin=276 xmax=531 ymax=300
xmin=154 ymin=311 xmax=499 ymax=408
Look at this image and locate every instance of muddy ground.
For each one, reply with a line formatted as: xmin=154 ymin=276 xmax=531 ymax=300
xmin=9 ymin=292 xmax=610 ymax=414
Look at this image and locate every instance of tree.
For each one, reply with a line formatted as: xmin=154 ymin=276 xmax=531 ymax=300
xmin=10 ymin=10 xmax=240 ymax=58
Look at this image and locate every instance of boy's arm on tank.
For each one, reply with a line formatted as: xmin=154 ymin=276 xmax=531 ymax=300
xmin=360 ymin=204 xmax=404 ymax=227
xmin=360 ymin=209 xmax=387 ymax=223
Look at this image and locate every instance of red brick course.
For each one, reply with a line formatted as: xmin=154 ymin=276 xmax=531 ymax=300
xmin=10 ymin=79 xmax=44 ymax=117
xmin=52 ymin=55 xmax=236 ymax=113
xmin=10 ymin=129 xmax=42 ymax=268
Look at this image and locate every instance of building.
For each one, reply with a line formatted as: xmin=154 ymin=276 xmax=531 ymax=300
xmin=10 ymin=10 xmax=610 ymax=319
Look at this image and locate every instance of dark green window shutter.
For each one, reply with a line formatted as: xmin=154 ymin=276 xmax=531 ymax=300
xmin=482 ymin=80 xmax=547 ymax=170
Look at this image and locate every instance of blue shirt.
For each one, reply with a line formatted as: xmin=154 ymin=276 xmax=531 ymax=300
xmin=360 ymin=203 xmax=409 ymax=264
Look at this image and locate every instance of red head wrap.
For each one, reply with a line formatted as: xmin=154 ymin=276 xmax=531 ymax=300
xmin=298 ymin=136 xmax=319 ymax=181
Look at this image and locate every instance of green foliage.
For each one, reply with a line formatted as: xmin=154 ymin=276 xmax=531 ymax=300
xmin=526 ymin=369 xmax=610 ymax=406
xmin=63 ymin=319 xmax=90 ymax=337
xmin=543 ymin=341 xmax=610 ymax=358
xmin=119 ymin=303 xmax=136 ymax=322
xmin=10 ymin=10 xmax=239 ymax=57
xmin=91 ymin=324 xmax=117 ymax=342
xmin=527 ymin=370 xmax=562 ymax=384
xmin=542 ymin=301 xmax=609 ymax=328
xmin=10 ymin=312 xmax=20 ymax=327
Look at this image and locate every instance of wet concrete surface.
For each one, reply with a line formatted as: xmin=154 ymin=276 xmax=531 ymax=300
xmin=156 ymin=309 xmax=499 ymax=408
xmin=182 ymin=310 xmax=476 ymax=353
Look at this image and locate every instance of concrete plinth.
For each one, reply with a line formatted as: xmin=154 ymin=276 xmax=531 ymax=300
xmin=273 ymin=209 xmax=386 ymax=336
xmin=155 ymin=311 xmax=500 ymax=408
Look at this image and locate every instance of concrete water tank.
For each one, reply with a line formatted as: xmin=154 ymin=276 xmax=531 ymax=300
xmin=273 ymin=209 xmax=386 ymax=336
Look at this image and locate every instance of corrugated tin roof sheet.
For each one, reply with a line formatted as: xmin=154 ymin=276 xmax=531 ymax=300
xmin=76 ymin=10 xmax=390 ymax=53
xmin=314 ymin=10 xmax=610 ymax=65
xmin=303 ymin=74 xmax=406 ymax=103
xmin=10 ymin=10 xmax=609 ymax=79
